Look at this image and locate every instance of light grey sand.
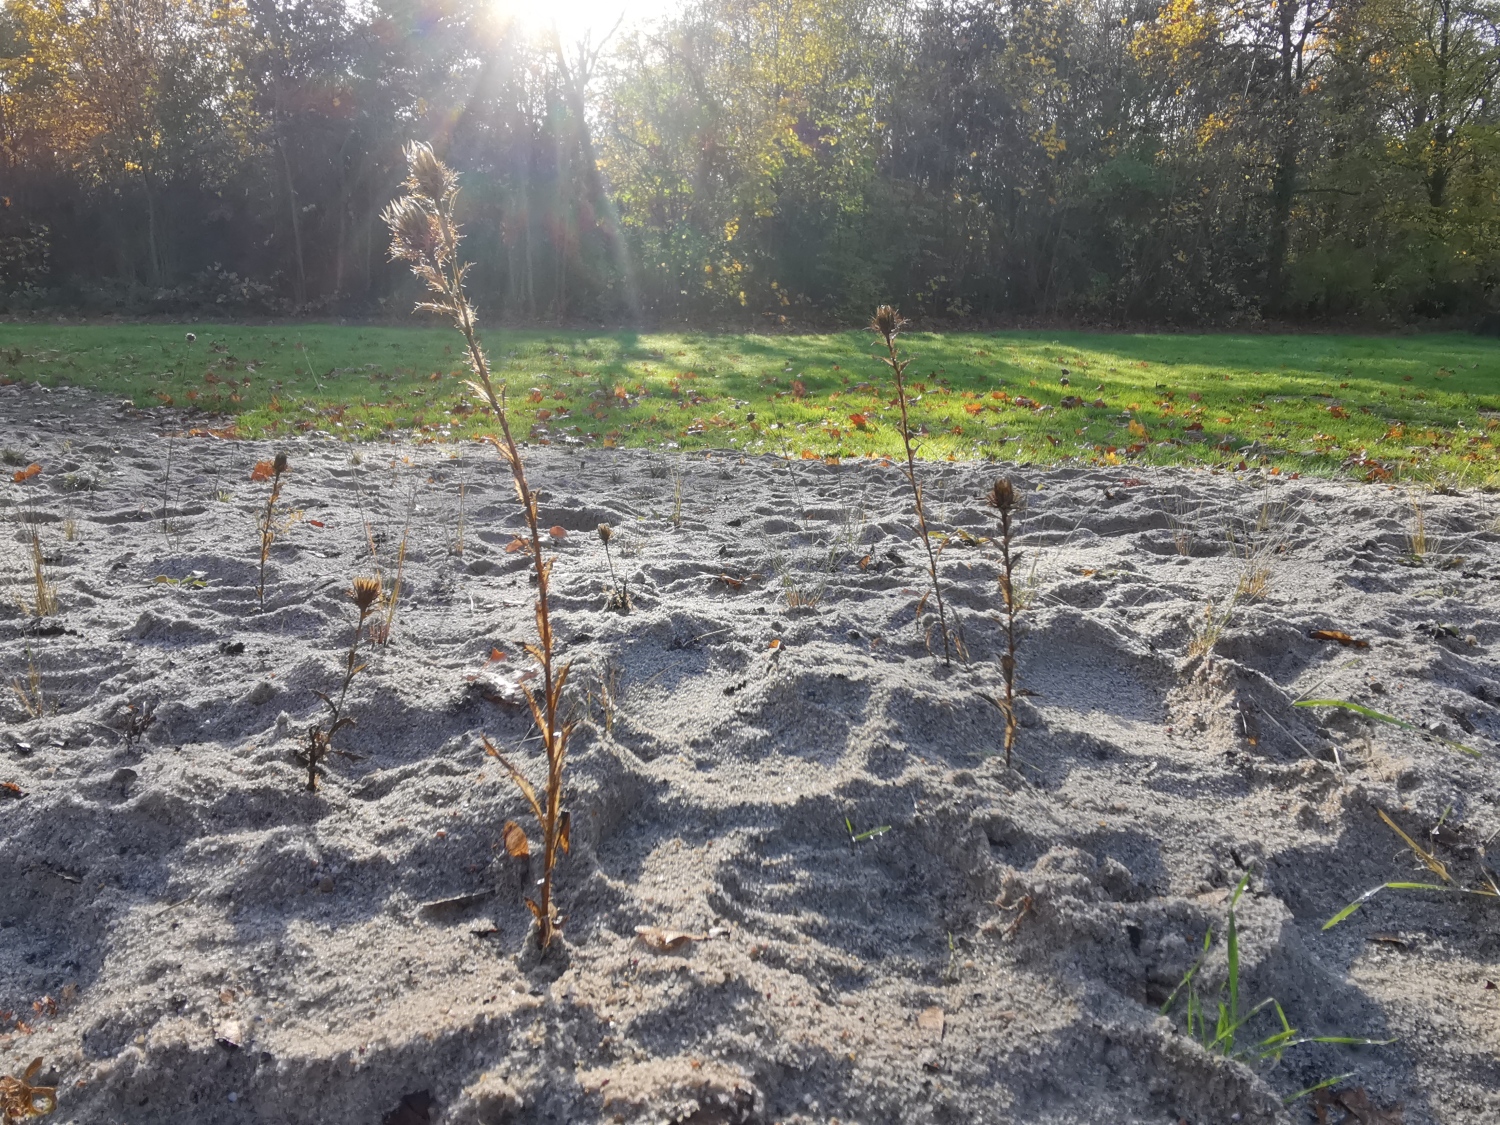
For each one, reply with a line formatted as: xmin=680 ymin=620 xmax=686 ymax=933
xmin=2 ymin=380 xmax=1498 ymax=1124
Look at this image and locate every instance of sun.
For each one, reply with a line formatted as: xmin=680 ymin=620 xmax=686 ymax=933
xmin=490 ymin=0 xmax=680 ymax=44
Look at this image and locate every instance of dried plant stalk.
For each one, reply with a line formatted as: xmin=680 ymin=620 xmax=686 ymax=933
xmin=871 ymin=305 xmax=953 ymax=664
xmin=988 ymin=478 xmax=1020 ymax=767
xmin=385 ymin=142 xmax=572 ymax=952
xmin=302 ymin=577 xmax=380 ymax=790
xmin=253 ymin=453 xmax=289 ymax=611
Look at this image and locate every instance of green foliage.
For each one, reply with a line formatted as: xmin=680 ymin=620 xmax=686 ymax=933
xmin=2 ymin=0 xmax=1498 ymax=322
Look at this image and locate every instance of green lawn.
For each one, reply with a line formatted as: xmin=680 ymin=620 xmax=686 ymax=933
xmin=3 ymin=323 xmax=1498 ymax=483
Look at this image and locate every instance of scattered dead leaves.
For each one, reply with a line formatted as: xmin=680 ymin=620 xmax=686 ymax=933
xmin=1309 ymin=629 xmax=1370 ymax=648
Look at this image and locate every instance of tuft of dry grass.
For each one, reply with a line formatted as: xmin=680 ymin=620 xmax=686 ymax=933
xmin=1407 ymin=494 xmax=1429 ymax=563
xmin=10 ymin=646 xmax=45 ymax=719
xmin=25 ymin=524 xmax=58 ymax=618
xmin=1229 ymin=491 xmax=1289 ymax=603
xmin=386 ymin=141 xmax=572 ymax=954
xmin=1187 ymin=591 xmax=1239 ymax=660
xmin=870 ymin=305 xmax=956 ymax=664
xmin=253 ymin=452 xmax=289 ymax=611
xmin=301 ymin=575 xmax=381 ymax=790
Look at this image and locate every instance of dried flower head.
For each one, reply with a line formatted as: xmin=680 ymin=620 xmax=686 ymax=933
xmin=403 ymin=141 xmax=457 ymax=202
xmin=597 ymin=523 xmax=613 ymax=544
xmin=272 ymin=451 xmax=289 ymax=476
xmin=870 ymin=304 xmax=905 ymax=341
xmin=988 ymin=477 xmax=1016 ymax=514
xmin=351 ymin=576 xmax=382 ymax=612
xmin=381 ymin=196 xmax=441 ymax=262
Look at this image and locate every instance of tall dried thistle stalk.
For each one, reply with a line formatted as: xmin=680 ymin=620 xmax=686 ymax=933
xmin=384 ymin=142 xmax=572 ymax=952
xmin=871 ymin=306 xmax=953 ymax=665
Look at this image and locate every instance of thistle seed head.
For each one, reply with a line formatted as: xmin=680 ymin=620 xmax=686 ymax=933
xmin=988 ymin=477 xmax=1015 ymax=513
xmin=351 ymin=576 xmax=382 ymax=611
xmin=272 ymin=451 xmax=289 ymax=476
xmin=403 ymin=141 xmax=457 ymax=202
xmin=870 ymin=304 xmax=905 ymax=341
xmin=597 ymin=523 xmax=613 ymax=544
xmin=381 ymin=196 xmax=441 ymax=262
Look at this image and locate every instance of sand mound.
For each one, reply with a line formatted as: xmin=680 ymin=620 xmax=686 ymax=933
xmin=2 ymin=381 xmax=1498 ymax=1124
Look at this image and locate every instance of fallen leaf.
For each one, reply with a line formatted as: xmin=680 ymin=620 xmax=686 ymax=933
xmin=11 ymin=463 xmax=41 ymax=483
xmin=0 ymin=782 xmax=23 ymax=799
xmin=635 ymin=926 xmax=707 ymax=953
xmin=502 ymin=821 xmax=530 ymax=858
xmin=1309 ymin=629 xmax=1370 ymax=648
xmin=504 ymin=536 xmax=528 ymax=554
xmin=849 ymin=413 xmax=869 ymax=427
xmin=858 ymin=554 xmax=872 ymax=570
xmin=917 ymin=1006 xmax=945 ymax=1037
xmin=767 ymin=638 xmax=781 ymax=650
xmin=249 ymin=459 xmax=275 ymax=482
xmin=307 ymin=519 xmax=325 ymax=528
xmin=488 ymin=647 xmax=507 ymax=662
xmin=717 ymin=573 xmax=744 ymax=590
xmin=549 ymin=525 xmax=567 ymax=539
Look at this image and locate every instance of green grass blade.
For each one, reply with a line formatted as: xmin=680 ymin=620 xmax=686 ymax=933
xmin=1294 ymin=699 xmax=1481 ymax=757
xmin=1322 ymin=881 xmax=1452 ymax=930
xmin=1284 ymin=1074 xmax=1357 ymax=1104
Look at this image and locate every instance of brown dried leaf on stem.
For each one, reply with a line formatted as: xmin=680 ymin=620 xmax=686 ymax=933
xmin=870 ymin=306 xmax=954 ymax=665
xmin=0 ymin=1057 xmax=57 ymax=1122
xmin=386 ymin=142 xmax=571 ymax=953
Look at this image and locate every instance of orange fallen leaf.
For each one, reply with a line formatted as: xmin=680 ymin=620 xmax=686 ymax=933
xmin=849 ymin=413 xmax=869 ymax=427
xmin=502 ymin=821 xmax=530 ymax=858
xmin=504 ymin=537 xmax=528 ymax=554
xmin=1 ymin=782 xmax=23 ymax=799
xmin=307 ymin=519 xmax=324 ymax=528
xmin=250 ymin=460 xmax=276 ymax=482
xmin=11 ymin=463 xmax=40 ymax=483
xmin=549 ymin=525 xmax=567 ymax=539
xmin=767 ymin=638 xmax=781 ymax=650
xmin=718 ymin=574 xmax=744 ymax=590
xmin=1309 ymin=629 xmax=1369 ymax=648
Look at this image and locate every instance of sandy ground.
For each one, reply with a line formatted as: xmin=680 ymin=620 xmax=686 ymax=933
xmin=2 ymin=379 xmax=1499 ymax=1125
